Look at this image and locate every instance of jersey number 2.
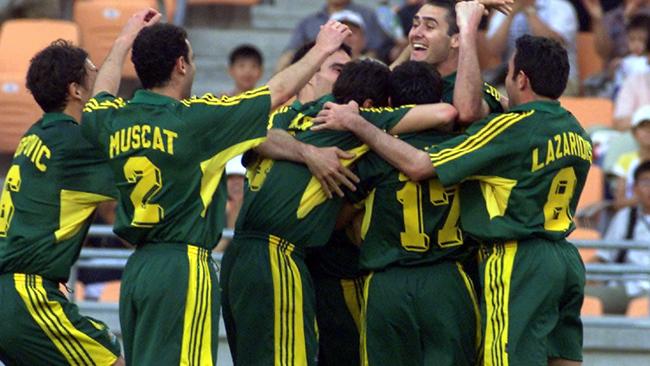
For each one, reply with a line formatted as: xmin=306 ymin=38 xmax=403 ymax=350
xmin=0 ymin=165 xmax=21 ymax=237
xmin=396 ymin=177 xmax=462 ymax=252
xmin=124 ymin=157 xmax=164 ymax=227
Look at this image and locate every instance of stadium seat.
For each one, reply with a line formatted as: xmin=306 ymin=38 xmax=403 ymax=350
xmin=581 ymin=295 xmax=604 ymax=316
xmin=577 ymin=165 xmax=605 ymax=210
xmin=576 ymin=32 xmax=604 ymax=83
xmin=626 ymin=296 xmax=650 ymax=317
xmin=0 ymin=19 xmax=80 ymax=75
xmin=73 ymin=0 xmax=158 ymax=79
xmin=99 ymin=280 xmax=121 ymax=302
xmin=0 ymin=73 xmax=42 ymax=154
xmin=560 ymin=97 xmax=613 ymax=128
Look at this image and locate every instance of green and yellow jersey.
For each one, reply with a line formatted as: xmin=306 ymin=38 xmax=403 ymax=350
xmin=81 ymin=87 xmax=271 ymax=250
xmin=0 ymin=113 xmax=116 ymax=282
xmin=442 ymin=72 xmax=504 ymax=114
xmin=430 ymin=100 xmax=592 ymax=242
xmin=349 ymin=131 xmax=466 ymax=271
xmin=236 ymin=94 xmax=411 ymax=249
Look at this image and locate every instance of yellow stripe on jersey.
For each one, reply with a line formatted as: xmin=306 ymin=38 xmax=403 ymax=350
xmin=55 ymin=190 xmax=113 ymax=242
xmin=180 ymin=246 xmax=214 ymax=366
xmin=180 ymin=86 xmax=270 ymax=107
xmin=359 ymin=272 xmax=373 ymax=366
xmin=465 ymin=176 xmax=517 ymax=219
xmin=14 ymin=274 xmax=118 ymax=366
xmin=83 ymin=97 xmax=126 ymax=113
xmin=456 ymin=262 xmax=482 ymax=360
xmin=341 ymin=278 xmax=365 ymax=331
xmin=358 ymin=105 xmax=414 ymax=113
xmin=429 ymin=111 xmax=534 ymax=166
xmin=269 ymin=235 xmax=307 ymax=366
xmin=483 ymin=242 xmax=517 ymax=366
xmin=199 ymin=137 xmax=266 ymax=217
xmin=297 ymin=144 xmax=369 ymax=219
xmin=268 ymin=106 xmax=291 ymax=130
xmin=360 ymin=189 xmax=376 ymax=241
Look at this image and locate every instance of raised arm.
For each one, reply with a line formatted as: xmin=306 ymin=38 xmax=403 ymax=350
xmin=313 ymin=101 xmax=435 ymax=182
xmin=266 ymin=20 xmax=351 ymax=110
xmin=454 ymin=1 xmax=490 ymax=124
xmin=255 ymin=129 xmax=359 ymax=198
xmin=93 ymin=8 xmax=161 ymax=95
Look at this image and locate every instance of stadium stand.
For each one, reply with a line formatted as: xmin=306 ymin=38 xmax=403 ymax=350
xmin=0 ymin=74 xmax=41 ymax=153
xmin=576 ymin=31 xmax=604 ymax=84
xmin=560 ymin=96 xmax=614 ymax=128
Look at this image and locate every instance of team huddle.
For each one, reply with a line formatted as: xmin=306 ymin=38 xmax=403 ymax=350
xmin=0 ymin=1 xmax=592 ymax=366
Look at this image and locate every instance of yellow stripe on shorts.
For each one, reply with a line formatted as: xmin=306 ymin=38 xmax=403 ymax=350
xmin=269 ymin=235 xmax=307 ymax=366
xmin=341 ymin=277 xmax=365 ymax=332
xmin=483 ymin=241 xmax=517 ymax=366
xmin=456 ymin=262 xmax=482 ymax=361
xmin=359 ymin=272 xmax=374 ymax=366
xmin=180 ymin=245 xmax=213 ymax=366
xmin=14 ymin=273 xmax=117 ymax=366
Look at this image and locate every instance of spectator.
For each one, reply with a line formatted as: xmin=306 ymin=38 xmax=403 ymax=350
xmin=275 ymin=0 xmax=390 ymax=71
xmin=485 ymin=0 xmax=581 ymax=95
xmin=613 ymin=35 xmax=650 ymax=129
xmin=588 ymin=160 xmax=650 ymax=314
xmin=226 ymin=44 xmax=264 ymax=96
xmin=612 ymin=105 xmax=650 ymax=208
xmin=214 ymin=155 xmax=247 ymax=252
xmin=581 ymin=0 xmax=650 ymax=65
xmin=612 ymin=14 xmax=650 ymax=90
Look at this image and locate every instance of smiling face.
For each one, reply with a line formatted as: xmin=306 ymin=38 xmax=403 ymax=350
xmin=408 ymin=4 xmax=455 ymax=66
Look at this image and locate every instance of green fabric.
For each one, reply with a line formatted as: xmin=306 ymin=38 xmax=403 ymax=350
xmin=431 ymin=100 xmax=593 ymax=242
xmin=478 ymin=239 xmax=584 ymax=365
xmin=0 ymin=113 xmax=116 ymax=282
xmin=441 ymin=72 xmax=504 ymax=114
xmin=306 ymin=229 xmax=362 ymax=279
xmin=0 ymin=273 xmax=120 ymax=365
xmin=119 ymin=243 xmax=219 ymax=365
xmin=363 ymin=262 xmax=478 ymax=366
xmin=236 ymin=94 xmax=410 ymax=249
xmin=220 ymin=234 xmax=318 ymax=366
xmin=351 ymin=130 xmax=468 ymax=271
xmin=311 ymin=274 xmax=364 ymax=366
xmin=81 ymin=88 xmax=271 ymax=250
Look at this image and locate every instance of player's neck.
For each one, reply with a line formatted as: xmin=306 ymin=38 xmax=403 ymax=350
xmin=149 ymin=85 xmax=184 ymax=101
xmin=62 ymin=103 xmax=82 ymax=124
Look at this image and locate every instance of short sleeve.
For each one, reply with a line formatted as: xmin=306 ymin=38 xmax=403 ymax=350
xmin=482 ymin=82 xmax=505 ymax=113
xmin=360 ymin=105 xmax=412 ymax=132
xmin=180 ymin=86 xmax=272 ymax=154
xmin=81 ymin=92 xmax=124 ymax=148
xmin=268 ymin=106 xmax=295 ymax=131
xmin=429 ymin=111 xmax=533 ymax=187
xmin=345 ymin=152 xmax=389 ymax=204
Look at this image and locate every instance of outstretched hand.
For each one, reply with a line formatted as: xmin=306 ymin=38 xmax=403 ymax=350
xmin=457 ymin=1 xmax=487 ymax=30
xmin=304 ymin=146 xmax=360 ymax=199
xmin=314 ymin=20 xmax=353 ymax=56
xmin=312 ymin=100 xmax=361 ymax=132
xmin=477 ymin=0 xmax=515 ymax=15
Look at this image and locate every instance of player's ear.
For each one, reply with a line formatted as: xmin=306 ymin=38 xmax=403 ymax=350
xmin=177 ymin=56 xmax=187 ymax=75
xmin=517 ymin=70 xmax=528 ymax=91
xmin=68 ymin=82 xmax=82 ymax=102
xmin=449 ymin=33 xmax=460 ymax=50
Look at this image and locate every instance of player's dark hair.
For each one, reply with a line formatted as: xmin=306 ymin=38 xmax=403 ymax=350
xmin=425 ymin=0 xmax=458 ymax=36
xmin=26 ymin=39 xmax=89 ymax=113
xmin=332 ymin=59 xmax=390 ymax=107
xmin=290 ymin=41 xmax=352 ymax=65
xmin=132 ymin=23 xmax=189 ymax=89
xmin=390 ymin=61 xmax=443 ymax=106
xmin=229 ymin=44 xmax=264 ymax=66
xmin=626 ymin=14 xmax=650 ymax=35
xmin=634 ymin=161 xmax=650 ymax=183
xmin=513 ymin=35 xmax=569 ymax=99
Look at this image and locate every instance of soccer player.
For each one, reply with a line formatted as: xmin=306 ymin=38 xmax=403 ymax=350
xmin=341 ymin=60 xmax=479 ymax=366
xmin=80 ymin=18 xmax=353 ymax=366
xmin=314 ymin=32 xmax=591 ymax=366
xmin=0 ymin=9 xmax=159 ymax=364
xmin=220 ymin=58 xmax=457 ymax=365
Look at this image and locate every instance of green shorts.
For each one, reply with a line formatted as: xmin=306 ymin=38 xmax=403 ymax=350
xmin=221 ymin=233 xmax=318 ymax=366
xmin=478 ymin=239 xmax=584 ymax=366
xmin=0 ymin=273 xmax=120 ymax=366
xmin=119 ymin=243 xmax=219 ymax=366
xmin=362 ymin=261 xmax=480 ymax=366
xmin=312 ymin=273 xmax=364 ymax=366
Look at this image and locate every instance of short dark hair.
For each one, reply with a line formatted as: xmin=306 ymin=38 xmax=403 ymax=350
xmin=290 ymin=41 xmax=352 ymax=65
xmin=26 ymin=39 xmax=89 ymax=113
xmin=425 ymin=0 xmax=458 ymax=36
xmin=132 ymin=23 xmax=189 ymax=89
xmin=229 ymin=44 xmax=263 ymax=66
xmin=332 ymin=59 xmax=390 ymax=107
xmin=626 ymin=14 xmax=650 ymax=33
xmin=513 ymin=35 xmax=569 ymax=99
xmin=390 ymin=61 xmax=443 ymax=106
xmin=634 ymin=161 xmax=650 ymax=183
